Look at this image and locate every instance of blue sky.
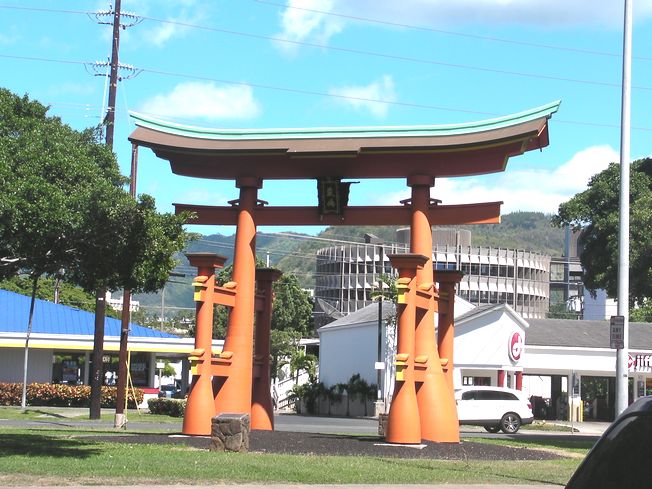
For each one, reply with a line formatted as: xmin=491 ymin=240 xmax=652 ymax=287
xmin=1 ymin=0 xmax=651 ymax=237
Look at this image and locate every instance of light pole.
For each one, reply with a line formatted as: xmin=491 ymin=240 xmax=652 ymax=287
xmin=616 ymin=0 xmax=632 ymax=416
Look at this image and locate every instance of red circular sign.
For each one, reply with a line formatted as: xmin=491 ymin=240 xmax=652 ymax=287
xmin=508 ymin=331 xmax=524 ymax=363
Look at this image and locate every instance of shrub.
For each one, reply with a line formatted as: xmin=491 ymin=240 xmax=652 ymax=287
xmin=0 ymin=382 xmax=143 ymax=408
xmin=147 ymin=397 xmax=185 ymax=417
xmin=289 ymin=381 xmax=324 ymax=414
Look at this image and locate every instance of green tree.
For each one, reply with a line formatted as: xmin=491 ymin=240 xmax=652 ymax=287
xmin=553 ymin=158 xmax=652 ymax=306
xmin=0 ymin=89 xmax=128 ymax=408
xmin=0 ymin=275 xmax=120 ymax=316
xmin=271 ymin=274 xmax=314 ymax=337
xmin=631 ymin=300 xmax=652 ymax=322
xmin=270 ymin=328 xmax=301 ymax=383
xmin=286 ymin=349 xmax=317 ymax=384
xmin=0 ymin=88 xmax=192 ymax=412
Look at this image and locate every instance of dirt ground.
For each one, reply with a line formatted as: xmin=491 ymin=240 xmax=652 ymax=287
xmin=92 ymin=430 xmax=563 ymax=460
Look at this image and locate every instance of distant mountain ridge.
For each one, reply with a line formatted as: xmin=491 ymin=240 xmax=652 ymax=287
xmin=135 ymin=211 xmax=563 ymax=310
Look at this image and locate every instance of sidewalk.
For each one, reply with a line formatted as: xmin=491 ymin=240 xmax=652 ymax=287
xmin=548 ymin=420 xmax=610 ymax=435
xmin=7 ymin=486 xmax=564 ymax=489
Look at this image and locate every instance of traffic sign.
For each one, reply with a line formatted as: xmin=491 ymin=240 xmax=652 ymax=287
xmin=610 ymin=315 xmax=625 ymax=349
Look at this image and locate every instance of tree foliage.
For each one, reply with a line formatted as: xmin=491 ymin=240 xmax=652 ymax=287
xmin=0 ymin=87 xmax=193 ymax=294
xmin=0 ymin=87 xmax=194 ymax=410
xmin=270 ymin=328 xmax=301 ymax=382
xmin=0 ymin=89 xmax=121 ymax=280
xmin=0 ymin=275 xmax=120 ymax=318
xmin=553 ymin=158 xmax=652 ymax=305
xmin=271 ymin=274 xmax=314 ymax=337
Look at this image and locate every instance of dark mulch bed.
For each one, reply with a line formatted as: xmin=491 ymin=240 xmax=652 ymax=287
xmin=90 ymin=430 xmax=563 ymax=461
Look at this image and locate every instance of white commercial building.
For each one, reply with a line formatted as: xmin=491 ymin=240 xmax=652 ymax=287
xmin=318 ymin=298 xmax=652 ymax=422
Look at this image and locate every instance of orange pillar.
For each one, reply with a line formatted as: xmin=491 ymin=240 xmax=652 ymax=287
xmin=182 ymin=253 xmax=227 ymax=435
xmin=436 ymin=270 xmax=464 ymax=392
xmin=408 ymin=175 xmax=460 ymax=443
xmin=516 ymin=371 xmax=523 ymax=391
xmin=385 ymin=253 xmax=427 ymax=444
xmin=251 ymin=268 xmax=282 ymax=430
xmin=214 ymin=177 xmax=261 ymax=415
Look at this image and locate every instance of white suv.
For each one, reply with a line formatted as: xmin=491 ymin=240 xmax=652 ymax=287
xmin=455 ymin=386 xmax=534 ymax=434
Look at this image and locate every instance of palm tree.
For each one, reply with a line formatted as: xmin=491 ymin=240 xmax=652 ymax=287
xmin=289 ymin=350 xmax=318 ymax=384
xmin=326 ymin=384 xmax=343 ymax=416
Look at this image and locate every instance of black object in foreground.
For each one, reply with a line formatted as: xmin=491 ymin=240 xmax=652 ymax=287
xmin=566 ymin=396 xmax=652 ymax=488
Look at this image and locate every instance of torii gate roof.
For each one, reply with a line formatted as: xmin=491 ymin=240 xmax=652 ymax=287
xmin=128 ymin=101 xmax=560 ymax=181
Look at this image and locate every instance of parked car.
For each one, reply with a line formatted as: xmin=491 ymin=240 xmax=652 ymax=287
xmin=565 ymin=396 xmax=652 ymax=488
xmin=455 ymin=386 xmax=534 ymax=434
xmin=158 ymin=384 xmax=181 ymax=399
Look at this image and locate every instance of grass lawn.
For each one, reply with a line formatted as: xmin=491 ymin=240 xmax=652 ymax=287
xmin=0 ymin=406 xmax=182 ymax=425
xmin=0 ymin=422 xmax=586 ymax=486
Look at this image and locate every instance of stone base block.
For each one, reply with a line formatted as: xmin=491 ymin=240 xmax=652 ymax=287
xmin=210 ymin=413 xmax=250 ymax=452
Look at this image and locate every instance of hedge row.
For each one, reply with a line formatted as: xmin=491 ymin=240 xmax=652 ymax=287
xmin=147 ymin=398 xmax=185 ymax=417
xmin=0 ymin=382 xmax=144 ymax=408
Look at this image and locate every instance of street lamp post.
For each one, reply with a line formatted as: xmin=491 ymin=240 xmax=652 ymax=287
xmin=616 ymin=0 xmax=632 ymax=416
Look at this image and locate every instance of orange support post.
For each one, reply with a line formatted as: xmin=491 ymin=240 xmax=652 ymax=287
xmin=436 ymin=270 xmax=464 ymax=392
xmin=251 ymin=268 xmax=282 ymax=430
xmin=214 ymin=177 xmax=262 ymax=416
xmin=407 ymin=175 xmax=459 ymax=443
xmin=182 ymin=253 xmax=227 ymax=436
xmin=385 ymin=253 xmax=427 ymax=444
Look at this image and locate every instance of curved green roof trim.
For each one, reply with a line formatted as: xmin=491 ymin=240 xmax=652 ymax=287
xmin=129 ymin=100 xmax=560 ymax=141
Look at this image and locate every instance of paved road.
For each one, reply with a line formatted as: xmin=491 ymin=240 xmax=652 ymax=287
xmin=0 ymin=408 xmax=610 ymax=438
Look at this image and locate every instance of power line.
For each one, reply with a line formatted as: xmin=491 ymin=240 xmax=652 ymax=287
xmin=252 ymin=0 xmax=652 ymax=62
xmin=3 ymin=54 xmax=652 ymax=131
xmin=130 ymin=15 xmax=649 ymax=91
xmin=4 ymin=2 xmax=650 ymax=62
xmin=2 ymin=6 xmax=648 ymax=91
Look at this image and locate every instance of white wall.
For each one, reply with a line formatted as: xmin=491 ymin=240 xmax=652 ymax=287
xmin=0 ymin=348 xmax=53 ymax=383
xmin=583 ymin=289 xmax=618 ymax=320
xmin=319 ymin=322 xmax=378 ymax=387
xmin=524 ymin=347 xmax=615 ymax=376
xmin=455 ymin=309 xmax=524 ymax=369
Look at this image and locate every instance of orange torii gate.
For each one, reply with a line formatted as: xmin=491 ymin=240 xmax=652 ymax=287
xmin=128 ymin=101 xmax=559 ymax=443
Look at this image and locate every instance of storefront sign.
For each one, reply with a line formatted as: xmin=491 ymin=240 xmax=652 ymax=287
xmin=628 ymin=353 xmax=652 ymax=373
xmin=508 ymin=331 xmax=524 ymax=363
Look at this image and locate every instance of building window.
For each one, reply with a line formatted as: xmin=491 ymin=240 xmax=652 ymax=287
xmin=463 ymin=376 xmax=491 ymax=386
xmin=52 ymin=353 xmax=86 ymax=385
xmin=550 ymin=263 xmax=565 ymax=282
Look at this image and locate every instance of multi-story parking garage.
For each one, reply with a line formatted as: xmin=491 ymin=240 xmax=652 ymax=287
xmin=315 ymin=229 xmax=550 ymax=323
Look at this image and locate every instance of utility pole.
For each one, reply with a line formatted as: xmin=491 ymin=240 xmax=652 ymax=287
xmin=90 ymin=0 xmax=123 ymax=420
xmin=615 ymin=0 xmax=632 ymax=416
xmin=114 ymin=143 xmax=138 ymax=429
xmin=88 ymin=1 xmax=141 ymax=422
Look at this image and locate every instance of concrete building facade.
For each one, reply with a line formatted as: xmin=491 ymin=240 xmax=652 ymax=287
xmin=315 ymin=229 xmax=551 ymax=322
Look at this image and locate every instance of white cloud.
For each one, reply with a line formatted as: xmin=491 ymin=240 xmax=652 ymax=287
xmin=179 ymin=188 xmax=230 ymax=206
xmin=46 ymin=82 xmax=96 ymax=97
xmin=274 ymin=0 xmax=344 ymax=53
xmin=329 ymin=75 xmax=397 ymax=118
xmin=0 ymin=26 xmax=19 ymax=45
xmin=138 ymin=82 xmax=261 ymax=121
xmin=122 ymin=0 xmax=206 ymax=47
xmin=375 ymin=145 xmax=619 ymax=214
xmin=312 ymin=0 xmax=652 ymax=31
